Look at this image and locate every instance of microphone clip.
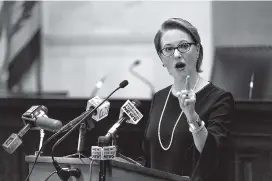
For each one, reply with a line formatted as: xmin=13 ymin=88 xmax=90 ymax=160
xmin=53 ymin=160 xmax=81 ymax=181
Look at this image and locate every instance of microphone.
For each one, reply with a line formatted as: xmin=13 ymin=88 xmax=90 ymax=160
xmin=119 ymin=79 xmax=129 ymax=88
xmin=2 ymin=105 xmax=62 ymax=154
xmin=33 ymin=117 xmax=63 ymax=132
xmin=57 ymin=96 xmax=111 ymax=133
xmin=129 ymin=60 xmax=155 ymax=97
xmin=21 ymin=105 xmax=63 ymax=132
xmin=90 ymin=75 xmax=107 ymax=97
xmin=77 ymin=122 xmax=86 ymax=154
xmin=65 ymin=96 xmax=110 ymax=158
xmin=23 ymin=79 xmax=127 ymax=181
xmin=86 ymin=96 xmax=110 ymax=122
xmin=53 ymin=161 xmax=81 ymax=181
xmin=51 ymin=80 xmax=129 ymax=181
xmin=101 ymin=100 xmax=143 ymax=144
xmin=52 ymin=80 xmax=129 ymax=149
xmin=96 ymin=99 xmax=142 ymax=181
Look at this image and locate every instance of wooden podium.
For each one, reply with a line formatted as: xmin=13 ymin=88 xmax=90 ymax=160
xmin=25 ymin=156 xmax=190 ymax=181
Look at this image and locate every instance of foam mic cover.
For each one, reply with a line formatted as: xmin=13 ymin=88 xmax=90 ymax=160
xmin=35 ymin=117 xmax=63 ymax=132
xmin=119 ymin=80 xmax=129 ymax=88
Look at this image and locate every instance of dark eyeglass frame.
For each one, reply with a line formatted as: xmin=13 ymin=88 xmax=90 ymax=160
xmin=160 ymin=42 xmax=196 ymax=57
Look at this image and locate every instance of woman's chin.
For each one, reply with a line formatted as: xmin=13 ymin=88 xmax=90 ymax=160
xmin=172 ymin=70 xmax=188 ymax=79
xmin=176 ymin=68 xmax=187 ymax=75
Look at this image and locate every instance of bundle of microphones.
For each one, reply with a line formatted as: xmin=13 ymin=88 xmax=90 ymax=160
xmin=2 ymin=80 xmax=144 ymax=181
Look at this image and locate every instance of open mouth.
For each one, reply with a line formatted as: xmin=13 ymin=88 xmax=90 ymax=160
xmin=175 ymin=62 xmax=186 ymax=70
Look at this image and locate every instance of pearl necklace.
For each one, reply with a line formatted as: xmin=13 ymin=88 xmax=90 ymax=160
xmin=158 ymin=77 xmax=200 ymax=151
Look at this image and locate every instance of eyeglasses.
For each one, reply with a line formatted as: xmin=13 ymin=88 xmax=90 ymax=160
xmin=160 ymin=42 xmax=196 ymax=57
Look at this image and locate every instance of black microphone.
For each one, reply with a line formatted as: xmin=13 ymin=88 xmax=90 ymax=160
xmin=96 ymin=100 xmax=142 ymax=181
xmin=59 ymin=96 xmax=110 ymax=133
xmin=51 ymin=80 xmax=129 ymax=181
xmin=52 ymin=80 xmax=129 ymax=150
xmin=129 ymin=60 xmax=155 ymax=97
xmin=119 ymin=80 xmax=129 ymax=88
xmin=21 ymin=105 xmax=62 ymax=132
xmin=65 ymin=95 xmax=111 ymax=158
xmin=68 ymin=96 xmax=110 ymax=158
xmin=34 ymin=117 xmax=63 ymax=132
xmin=101 ymin=100 xmax=142 ymax=144
xmin=53 ymin=161 xmax=81 ymax=181
xmin=2 ymin=105 xmax=62 ymax=154
xmin=77 ymin=122 xmax=86 ymax=154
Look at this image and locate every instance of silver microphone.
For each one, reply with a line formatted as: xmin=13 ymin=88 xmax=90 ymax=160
xmin=129 ymin=60 xmax=155 ymax=97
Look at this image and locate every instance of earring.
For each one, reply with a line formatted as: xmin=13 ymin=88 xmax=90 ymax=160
xmin=162 ymin=64 xmax=165 ymax=67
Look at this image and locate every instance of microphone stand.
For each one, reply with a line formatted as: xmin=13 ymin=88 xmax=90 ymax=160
xmin=98 ymin=138 xmax=106 ymax=181
xmin=35 ymin=128 xmax=45 ymax=156
xmin=50 ymin=80 xmax=129 ymax=181
xmin=65 ymin=122 xmax=88 ymax=159
xmin=97 ymin=136 xmax=112 ymax=181
xmin=129 ymin=60 xmax=155 ymax=98
xmin=111 ymin=133 xmax=143 ymax=167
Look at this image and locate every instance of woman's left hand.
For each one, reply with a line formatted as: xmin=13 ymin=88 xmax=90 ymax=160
xmin=177 ymin=76 xmax=198 ymax=122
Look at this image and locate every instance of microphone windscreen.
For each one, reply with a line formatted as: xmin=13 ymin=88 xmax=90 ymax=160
xmin=133 ymin=60 xmax=141 ymax=66
xmin=35 ymin=117 xmax=63 ymax=132
xmin=119 ymin=80 xmax=129 ymax=88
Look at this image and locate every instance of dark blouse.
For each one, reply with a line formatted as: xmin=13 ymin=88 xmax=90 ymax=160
xmin=142 ymin=83 xmax=234 ymax=181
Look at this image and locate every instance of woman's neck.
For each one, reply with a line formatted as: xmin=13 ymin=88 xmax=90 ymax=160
xmin=173 ymin=73 xmax=200 ymax=92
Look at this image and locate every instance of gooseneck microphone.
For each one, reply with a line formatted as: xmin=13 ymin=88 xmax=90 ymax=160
xmin=119 ymin=79 xmax=129 ymax=88
xmin=77 ymin=122 xmax=86 ymax=154
xmin=65 ymin=96 xmax=111 ymax=158
xmin=2 ymin=105 xmax=62 ymax=154
xmin=129 ymin=60 xmax=155 ymax=97
xmin=102 ymin=100 xmax=142 ymax=144
xmin=23 ymin=80 xmax=129 ymax=181
xmin=51 ymin=80 xmax=129 ymax=181
xmin=97 ymin=100 xmax=143 ymax=181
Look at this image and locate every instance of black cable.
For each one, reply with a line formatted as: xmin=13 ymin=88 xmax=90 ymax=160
xmin=51 ymin=106 xmax=94 ymax=162
xmin=50 ymin=85 xmax=123 ymax=181
xmin=24 ymin=81 xmax=128 ymax=181
xmin=24 ymin=131 xmax=61 ymax=181
xmin=44 ymin=171 xmax=57 ymax=181
xmin=24 ymin=111 xmax=88 ymax=181
xmin=51 ymin=86 xmax=121 ymax=162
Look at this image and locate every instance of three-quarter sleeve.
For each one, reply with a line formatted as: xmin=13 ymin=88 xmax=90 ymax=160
xmin=191 ymin=92 xmax=234 ymax=181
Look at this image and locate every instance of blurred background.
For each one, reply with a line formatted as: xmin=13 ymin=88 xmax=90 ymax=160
xmin=0 ymin=1 xmax=214 ymax=99
xmin=1 ymin=1 xmax=272 ymax=181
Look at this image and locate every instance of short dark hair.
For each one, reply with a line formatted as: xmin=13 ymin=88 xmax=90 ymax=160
xmin=154 ymin=18 xmax=203 ymax=72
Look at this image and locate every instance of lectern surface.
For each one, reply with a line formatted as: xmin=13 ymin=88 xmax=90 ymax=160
xmin=25 ymin=156 xmax=190 ymax=181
